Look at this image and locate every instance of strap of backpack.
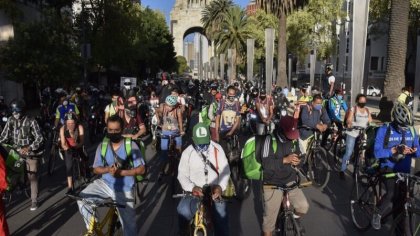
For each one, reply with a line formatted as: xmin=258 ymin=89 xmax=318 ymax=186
xmin=124 ymin=138 xmax=133 ymax=167
xmin=214 ymin=146 xmax=219 ymax=173
xmin=101 ymin=137 xmax=110 ymax=166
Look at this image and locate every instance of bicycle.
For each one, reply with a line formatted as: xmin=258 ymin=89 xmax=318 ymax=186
xmin=67 ymin=193 xmax=124 ymax=236
xmin=173 ymin=189 xmax=227 ymax=236
xmin=299 ymin=126 xmax=330 ymax=189
xmin=265 ymin=178 xmax=307 ymax=236
xmin=69 ymin=148 xmax=89 ymax=191
xmin=331 ymin=126 xmax=367 ymax=177
xmin=389 ymin=172 xmax=420 ymax=235
xmin=1 ymin=144 xmax=44 ymax=206
xmin=224 ymin=133 xmax=250 ymax=200
xmin=47 ymin=128 xmax=61 ymax=176
xmin=157 ymin=130 xmax=182 ymax=195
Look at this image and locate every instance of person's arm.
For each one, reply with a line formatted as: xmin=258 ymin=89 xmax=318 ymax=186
xmin=104 ymin=105 xmax=110 ymax=123
xmin=29 ymin=119 xmax=44 ymax=151
xmin=0 ymin=119 xmax=12 ymax=144
xmin=208 ymin=103 xmax=216 ymax=121
xmin=177 ymin=108 xmax=184 ymax=134
xmin=368 ymin=110 xmax=373 ymax=123
xmin=267 ymin=98 xmax=274 ymax=121
xmin=374 ymin=126 xmax=393 ymax=159
xmin=214 ymin=146 xmax=231 ymax=191
xmin=177 ymin=148 xmax=195 ymax=192
xmin=93 ymin=145 xmax=111 ymax=175
xmin=346 ymin=108 xmax=354 ymax=128
xmin=255 ymin=101 xmax=264 ymax=121
xmin=329 ymin=77 xmax=335 ymax=96
xmin=320 ymin=108 xmax=331 ymax=126
xmin=60 ymin=127 xmax=68 ymax=150
xmin=74 ymin=104 xmax=80 ymax=116
xmin=54 ymin=108 xmax=60 ymax=127
xmin=342 ymin=100 xmax=348 ymax=113
xmin=77 ymin=125 xmax=84 ymax=148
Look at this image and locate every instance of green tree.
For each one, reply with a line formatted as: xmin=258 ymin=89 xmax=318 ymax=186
xmin=256 ymin=0 xmax=308 ymax=87
xmin=213 ymin=6 xmax=252 ymax=83
xmin=201 ymin=0 xmax=234 ymax=42
xmin=175 ymin=56 xmax=190 ymax=75
xmin=0 ymin=9 xmax=81 ymax=88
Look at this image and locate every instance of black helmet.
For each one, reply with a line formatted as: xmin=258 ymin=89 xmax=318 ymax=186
xmin=251 ymin=87 xmax=259 ymax=96
xmin=260 ymin=88 xmax=267 ymax=96
xmin=10 ymin=99 xmax=26 ymax=113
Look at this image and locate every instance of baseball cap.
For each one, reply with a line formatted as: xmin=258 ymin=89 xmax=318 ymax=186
xmin=279 ymin=116 xmax=299 ymax=140
xmin=192 ymin=123 xmax=210 ymax=145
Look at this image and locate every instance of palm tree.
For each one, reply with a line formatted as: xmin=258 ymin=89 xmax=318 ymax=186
xmin=256 ymin=0 xmax=307 ymax=87
xmin=383 ymin=0 xmax=410 ymax=102
xmin=213 ymin=6 xmax=252 ymax=83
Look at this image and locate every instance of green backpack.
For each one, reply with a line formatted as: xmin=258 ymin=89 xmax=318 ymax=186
xmin=241 ymin=135 xmax=278 ymax=180
xmin=100 ymin=137 xmax=145 ymax=182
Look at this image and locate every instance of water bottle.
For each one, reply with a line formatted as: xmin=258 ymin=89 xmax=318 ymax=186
xmin=371 ymin=210 xmax=382 ymax=230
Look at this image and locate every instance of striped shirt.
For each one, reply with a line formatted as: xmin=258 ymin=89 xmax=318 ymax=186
xmin=0 ymin=116 xmax=44 ymax=151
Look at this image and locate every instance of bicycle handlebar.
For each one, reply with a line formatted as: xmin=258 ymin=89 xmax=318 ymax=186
xmin=1 ymin=144 xmax=44 ymax=158
xmin=172 ymin=193 xmax=228 ymax=202
xmin=396 ymin=172 xmax=420 ymax=184
xmin=66 ymin=194 xmax=127 ymax=208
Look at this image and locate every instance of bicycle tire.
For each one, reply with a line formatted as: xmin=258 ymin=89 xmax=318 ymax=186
xmin=349 ymin=175 xmax=375 ymax=231
xmin=390 ymin=208 xmax=420 ymax=236
xmin=72 ymin=157 xmax=82 ymax=190
xmin=276 ymin=212 xmax=301 ymax=236
xmin=193 ymin=228 xmax=207 ymax=236
xmin=47 ymin=145 xmax=57 ymax=176
xmin=307 ymin=148 xmax=330 ymax=189
xmin=107 ymin=210 xmax=123 ymax=236
xmin=332 ymin=136 xmax=346 ymax=172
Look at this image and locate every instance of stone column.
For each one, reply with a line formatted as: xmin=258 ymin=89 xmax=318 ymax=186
xmin=220 ymin=54 xmax=225 ymax=81
xmin=228 ymin=49 xmax=233 ymax=84
xmin=247 ymin=39 xmax=255 ymax=82
xmin=265 ymin=28 xmax=275 ymax=94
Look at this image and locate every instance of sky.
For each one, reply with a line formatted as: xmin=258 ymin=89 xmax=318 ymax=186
xmin=142 ymin=0 xmax=250 ymax=25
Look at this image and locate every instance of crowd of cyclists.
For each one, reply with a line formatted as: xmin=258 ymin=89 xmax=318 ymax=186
xmin=0 ymin=65 xmax=419 ymax=236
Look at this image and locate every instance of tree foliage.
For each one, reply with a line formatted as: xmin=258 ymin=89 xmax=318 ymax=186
xmin=175 ymin=56 xmax=190 ymax=75
xmin=0 ymin=9 xmax=81 ymax=87
xmin=201 ymin=0 xmax=234 ymax=42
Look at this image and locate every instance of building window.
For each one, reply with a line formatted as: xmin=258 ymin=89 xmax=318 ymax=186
xmin=346 ymin=38 xmax=350 ymax=53
xmin=370 ymin=56 xmax=379 ymax=71
xmin=381 ymin=57 xmax=385 ymax=71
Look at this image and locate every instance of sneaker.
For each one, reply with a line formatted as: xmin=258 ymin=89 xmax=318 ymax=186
xmin=339 ymin=171 xmax=345 ymax=180
xmin=30 ymin=202 xmax=38 ymax=211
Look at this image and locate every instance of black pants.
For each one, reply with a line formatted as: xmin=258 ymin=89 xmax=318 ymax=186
xmin=64 ymin=148 xmax=87 ymax=178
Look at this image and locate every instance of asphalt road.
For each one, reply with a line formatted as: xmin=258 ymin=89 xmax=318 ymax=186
xmin=5 ymin=131 xmax=397 ymax=236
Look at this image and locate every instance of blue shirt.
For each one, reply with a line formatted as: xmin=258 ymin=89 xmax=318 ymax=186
xmin=55 ymin=103 xmax=80 ymax=124
xmin=93 ymin=141 xmax=145 ymax=192
xmin=374 ymin=124 xmax=420 ymax=173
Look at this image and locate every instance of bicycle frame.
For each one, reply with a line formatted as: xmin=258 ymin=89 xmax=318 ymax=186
xmin=193 ymin=202 xmax=207 ymax=236
xmin=86 ymin=205 xmax=120 ymax=236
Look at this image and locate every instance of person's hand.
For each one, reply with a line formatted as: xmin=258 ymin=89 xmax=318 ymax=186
xmin=316 ymin=124 xmax=324 ymax=132
xmin=192 ymin=186 xmax=203 ymax=197
xmin=212 ymin=185 xmax=222 ymax=200
xmin=391 ymin=146 xmax=398 ymax=154
xmin=180 ymin=131 xmax=185 ymax=136
xmin=109 ymin=164 xmax=121 ymax=177
xmin=122 ymin=134 xmax=133 ymax=138
xmin=19 ymin=146 xmax=30 ymax=156
xmin=226 ymin=132 xmax=233 ymax=137
xmin=214 ymin=133 xmax=219 ymax=142
xmin=283 ymin=154 xmax=300 ymax=166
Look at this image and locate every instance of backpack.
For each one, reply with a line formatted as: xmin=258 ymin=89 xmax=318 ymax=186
xmin=100 ymin=137 xmax=145 ymax=182
xmin=241 ymin=135 xmax=276 ymax=180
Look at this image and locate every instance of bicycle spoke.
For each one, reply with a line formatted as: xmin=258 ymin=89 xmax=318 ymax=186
xmin=350 ymin=177 xmax=375 ymax=231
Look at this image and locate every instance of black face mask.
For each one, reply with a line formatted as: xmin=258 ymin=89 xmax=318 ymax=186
xmin=127 ymin=106 xmax=137 ymax=118
xmin=260 ymin=96 xmax=266 ymax=100
xmin=358 ymin=102 xmax=366 ymax=108
xmin=107 ymin=132 xmax=123 ymax=143
xmin=227 ymin=96 xmax=235 ymax=102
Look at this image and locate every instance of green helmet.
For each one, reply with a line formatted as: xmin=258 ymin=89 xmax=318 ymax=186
xmin=165 ymin=95 xmax=178 ymax=106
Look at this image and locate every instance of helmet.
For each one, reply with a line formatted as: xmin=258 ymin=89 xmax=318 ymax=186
xmin=391 ymin=102 xmax=413 ymax=127
xmin=165 ymin=95 xmax=178 ymax=106
xmin=325 ymin=64 xmax=333 ymax=71
xmin=64 ymin=112 xmax=78 ymax=123
xmin=210 ymin=82 xmax=218 ymax=90
xmin=10 ymin=100 xmax=26 ymax=113
xmin=260 ymin=88 xmax=267 ymax=96
xmin=251 ymin=87 xmax=259 ymax=96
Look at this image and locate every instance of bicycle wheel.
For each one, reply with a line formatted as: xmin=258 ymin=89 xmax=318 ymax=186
xmin=193 ymin=228 xmax=207 ymax=236
xmin=390 ymin=208 xmax=420 ymax=236
xmin=48 ymin=145 xmax=57 ymax=176
xmin=108 ymin=210 xmax=123 ymax=236
xmin=276 ymin=212 xmax=301 ymax=236
xmin=72 ymin=158 xmax=81 ymax=190
xmin=231 ymin=163 xmax=250 ymax=201
xmin=307 ymin=148 xmax=330 ymax=189
xmin=349 ymin=175 xmax=375 ymax=231
xmin=331 ymin=136 xmax=346 ymax=172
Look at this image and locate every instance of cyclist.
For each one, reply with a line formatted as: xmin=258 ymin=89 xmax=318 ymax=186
xmin=54 ymin=94 xmax=80 ymax=128
xmin=208 ymin=93 xmax=222 ymax=141
xmin=122 ymin=92 xmax=146 ymax=140
xmin=298 ymin=94 xmax=331 ymax=156
xmin=215 ymin=85 xmax=241 ymax=148
xmin=76 ymin=115 xmax=145 ymax=236
xmin=0 ymin=100 xmax=43 ymax=211
xmin=104 ymin=90 xmax=123 ymax=123
xmin=339 ymin=94 xmax=371 ymax=179
xmin=177 ymin=123 xmax=230 ymax=236
xmin=373 ymin=102 xmax=420 ymax=228
xmin=326 ymin=88 xmax=348 ymax=129
xmin=255 ymin=88 xmax=274 ymax=135
xmin=254 ymin=116 xmax=309 ymax=236
xmin=397 ymin=86 xmax=413 ymax=108
xmin=59 ymin=112 xmax=87 ymax=194
xmin=323 ymin=64 xmax=335 ymax=98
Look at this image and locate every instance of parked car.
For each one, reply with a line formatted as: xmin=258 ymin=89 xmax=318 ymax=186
xmin=361 ymin=86 xmax=381 ymax=97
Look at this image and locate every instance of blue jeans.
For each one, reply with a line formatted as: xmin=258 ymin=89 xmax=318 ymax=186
xmin=177 ymin=196 xmax=229 ymax=236
xmin=77 ymin=179 xmax=136 ymax=236
xmin=341 ymin=135 xmax=357 ymax=172
xmin=160 ymin=130 xmax=182 ymax=162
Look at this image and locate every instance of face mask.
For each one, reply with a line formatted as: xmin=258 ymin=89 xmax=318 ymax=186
xmin=337 ymin=95 xmax=343 ymax=100
xmin=63 ymin=100 xmax=69 ymax=106
xmin=112 ymin=100 xmax=117 ymax=106
xmin=195 ymin=144 xmax=209 ymax=152
xmin=358 ymin=102 xmax=366 ymax=108
xmin=107 ymin=132 xmax=123 ymax=143
xmin=260 ymin=96 xmax=266 ymax=100
xmin=228 ymin=96 xmax=235 ymax=102
xmin=127 ymin=107 xmax=137 ymax=118
xmin=13 ymin=113 xmax=21 ymax=120
xmin=314 ymin=104 xmax=323 ymax=111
